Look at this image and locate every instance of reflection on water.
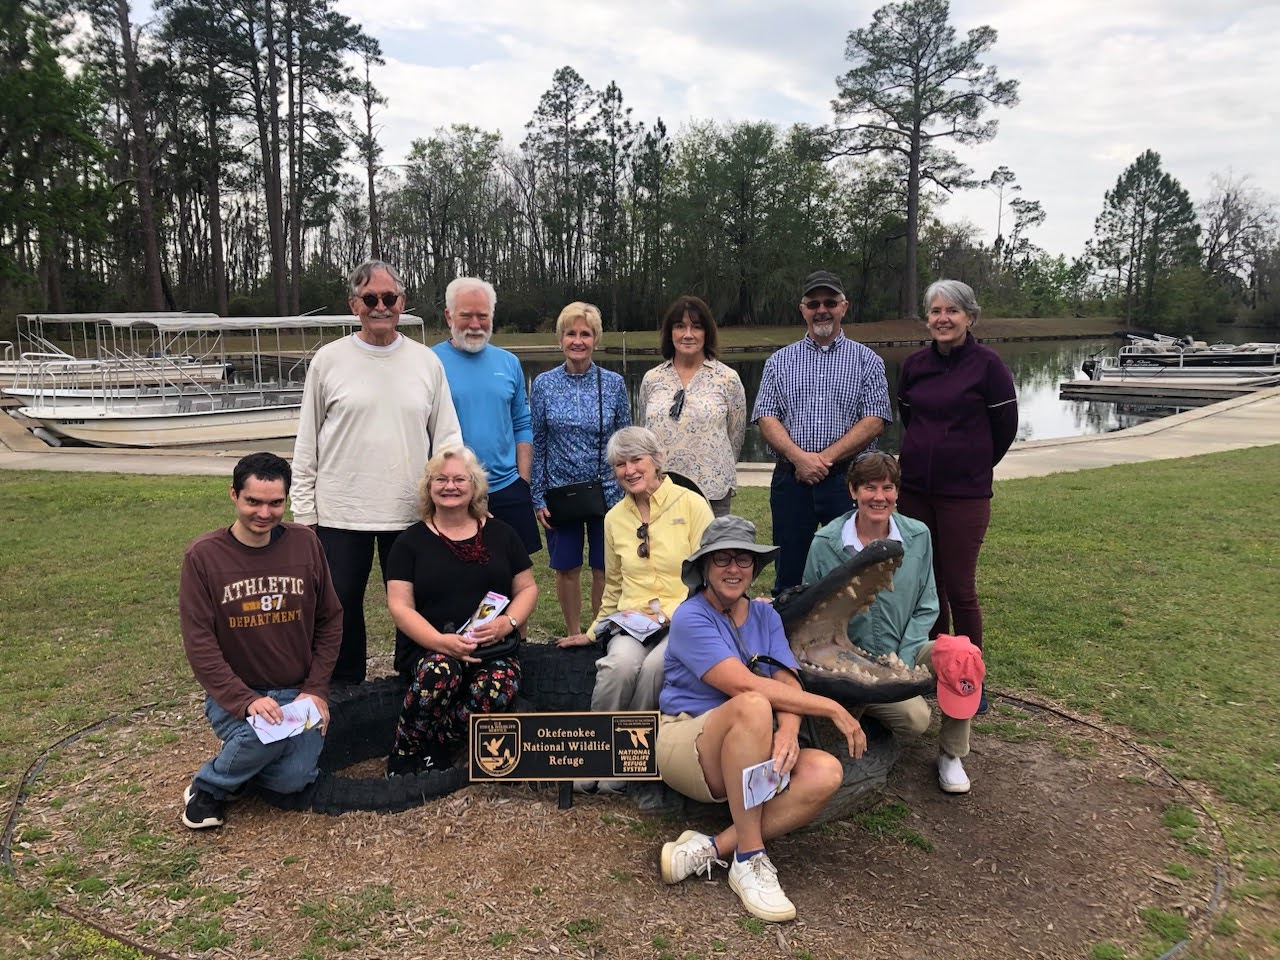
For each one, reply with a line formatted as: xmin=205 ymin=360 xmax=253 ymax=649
xmin=524 ymin=338 xmax=1198 ymax=462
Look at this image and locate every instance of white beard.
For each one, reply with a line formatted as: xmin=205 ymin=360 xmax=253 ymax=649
xmin=811 ymin=321 xmax=835 ymax=340
xmin=451 ymin=328 xmax=492 ymax=354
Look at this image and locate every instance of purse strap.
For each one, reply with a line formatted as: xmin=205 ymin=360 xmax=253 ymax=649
xmin=720 ymin=604 xmax=820 ymax=749
xmin=596 ymin=365 xmax=604 ymax=482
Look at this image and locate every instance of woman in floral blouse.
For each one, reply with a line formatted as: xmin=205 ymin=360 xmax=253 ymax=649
xmin=530 ymin=302 xmax=631 ymax=640
xmin=638 ymin=296 xmax=746 ymax=517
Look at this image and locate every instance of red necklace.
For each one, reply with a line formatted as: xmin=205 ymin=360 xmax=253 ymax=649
xmin=431 ymin=520 xmax=491 ymax=565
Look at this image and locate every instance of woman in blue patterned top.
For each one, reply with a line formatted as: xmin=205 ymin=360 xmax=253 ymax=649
xmin=531 ymin=302 xmax=631 ymax=639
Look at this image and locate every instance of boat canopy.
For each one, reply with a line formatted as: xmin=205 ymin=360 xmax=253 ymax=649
xmin=17 ymin=313 xmax=425 ymax=331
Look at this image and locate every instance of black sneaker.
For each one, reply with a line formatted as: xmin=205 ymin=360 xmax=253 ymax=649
xmin=386 ymin=752 xmax=432 ymax=778
xmin=182 ymin=783 xmax=226 ymax=829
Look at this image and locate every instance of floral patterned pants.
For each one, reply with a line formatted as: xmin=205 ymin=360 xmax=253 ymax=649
xmin=391 ymin=653 xmax=521 ymax=760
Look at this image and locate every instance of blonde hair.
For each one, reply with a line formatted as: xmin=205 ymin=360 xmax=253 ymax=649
xmin=417 ymin=446 xmax=489 ymax=523
xmin=555 ymin=301 xmax=604 ymax=342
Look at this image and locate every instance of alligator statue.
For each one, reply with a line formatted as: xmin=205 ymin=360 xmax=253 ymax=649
xmin=268 ymin=538 xmax=930 ymax=815
xmin=773 ymin=538 xmax=935 ymax=706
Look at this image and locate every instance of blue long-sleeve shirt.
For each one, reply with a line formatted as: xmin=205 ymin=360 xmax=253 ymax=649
xmin=529 ymin=363 xmax=630 ymax=511
xmin=432 ymin=341 xmax=532 ymax=492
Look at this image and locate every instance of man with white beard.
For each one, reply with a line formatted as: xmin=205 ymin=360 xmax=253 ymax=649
xmin=432 ymin=276 xmax=542 ymax=554
xmin=751 ymin=270 xmax=891 ymax=594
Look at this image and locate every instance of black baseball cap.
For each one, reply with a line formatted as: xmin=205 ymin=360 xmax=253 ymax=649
xmin=801 ymin=271 xmax=845 ymax=298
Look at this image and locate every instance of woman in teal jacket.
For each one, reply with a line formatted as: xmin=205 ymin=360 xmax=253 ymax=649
xmin=802 ymin=453 xmax=977 ymax=795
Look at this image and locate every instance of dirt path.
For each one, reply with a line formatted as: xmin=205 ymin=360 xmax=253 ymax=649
xmin=9 ymin=695 xmax=1225 ymax=960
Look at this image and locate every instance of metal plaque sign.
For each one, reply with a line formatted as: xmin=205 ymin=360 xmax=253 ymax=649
xmin=469 ymin=711 xmax=660 ymax=782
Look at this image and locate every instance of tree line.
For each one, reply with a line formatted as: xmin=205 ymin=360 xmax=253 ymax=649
xmin=3 ymin=0 xmax=1277 ymax=336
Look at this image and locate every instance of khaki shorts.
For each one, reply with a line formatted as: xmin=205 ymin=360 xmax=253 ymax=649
xmin=657 ymin=712 xmax=726 ymax=804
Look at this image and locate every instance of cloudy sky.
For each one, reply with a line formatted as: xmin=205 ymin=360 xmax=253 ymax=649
xmin=321 ymin=0 xmax=1278 ymax=260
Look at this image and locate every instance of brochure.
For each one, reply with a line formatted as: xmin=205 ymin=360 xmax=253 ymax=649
xmin=742 ymin=758 xmax=791 ymax=809
xmin=596 ymin=610 xmax=664 ymax=641
xmin=248 ymin=698 xmax=323 ymax=745
xmin=460 ymin=591 xmax=509 ymax=638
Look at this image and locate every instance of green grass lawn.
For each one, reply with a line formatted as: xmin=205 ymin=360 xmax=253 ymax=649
xmin=1 ymin=445 xmax=1277 ymax=957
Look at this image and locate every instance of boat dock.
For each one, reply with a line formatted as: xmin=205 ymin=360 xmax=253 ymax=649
xmin=6 ymin=385 xmax=1277 ymax=484
xmin=1058 ymin=376 xmax=1280 ymax=403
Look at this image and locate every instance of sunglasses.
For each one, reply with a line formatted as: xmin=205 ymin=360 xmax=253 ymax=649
xmin=359 ymin=292 xmax=401 ymax=309
xmin=711 ymin=551 xmax=756 ymax=568
xmin=669 ymin=388 xmax=686 ymax=420
xmin=636 ymin=522 xmax=650 ymax=559
xmin=803 ymin=298 xmax=842 ymax=311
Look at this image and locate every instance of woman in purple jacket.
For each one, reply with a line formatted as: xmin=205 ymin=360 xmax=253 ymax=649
xmin=896 ymin=280 xmax=1017 ymax=711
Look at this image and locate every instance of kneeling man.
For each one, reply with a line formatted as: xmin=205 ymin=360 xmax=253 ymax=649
xmin=179 ymin=452 xmax=342 ymax=829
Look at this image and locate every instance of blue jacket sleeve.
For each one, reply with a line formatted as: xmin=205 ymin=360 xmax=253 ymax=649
xmin=530 ymin=374 xmax=548 ymax=509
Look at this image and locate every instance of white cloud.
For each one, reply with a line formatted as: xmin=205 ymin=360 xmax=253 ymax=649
xmin=130 ymin=0 xmax=1275 ymax=260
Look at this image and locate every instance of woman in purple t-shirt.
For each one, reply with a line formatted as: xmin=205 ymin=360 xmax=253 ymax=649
xmin=654 ymin=516 xmax=865 ymax=925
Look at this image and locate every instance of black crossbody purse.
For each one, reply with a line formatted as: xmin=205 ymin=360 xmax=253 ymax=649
xmin=545 ymin=366 xmax=607 ymax=525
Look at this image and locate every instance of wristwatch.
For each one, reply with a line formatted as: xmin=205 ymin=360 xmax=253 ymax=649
xmin=506 ymin=615 xmax=519 ymax=633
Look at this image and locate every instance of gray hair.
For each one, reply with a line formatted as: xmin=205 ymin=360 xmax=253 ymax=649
xmin=445 ymin=277 xmax=497 ymax=314
xmin=606 ymin=425 xmax=664 ymax=472
xmin=923 ymin=279 xmax=981 ymax=325
xmin=348 ymin=260 xmax=405 ymax=297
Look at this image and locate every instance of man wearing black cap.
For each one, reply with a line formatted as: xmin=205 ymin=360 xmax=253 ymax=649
xmin=751 ymin=270 xmax=891 ymax=593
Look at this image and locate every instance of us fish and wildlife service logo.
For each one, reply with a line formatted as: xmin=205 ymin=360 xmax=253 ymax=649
xmin=473 ymin=717 xmax=520 ymax=777
xmin=611 ymin=714 xmax=658 ymax=778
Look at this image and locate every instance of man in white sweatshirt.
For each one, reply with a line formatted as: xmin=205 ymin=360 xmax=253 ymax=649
xmin=291 ymin=259 xmax=463 ymax=684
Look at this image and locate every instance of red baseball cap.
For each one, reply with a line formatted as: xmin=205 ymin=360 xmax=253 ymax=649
xmin=933 ymin=634 xmax=986 ymax=719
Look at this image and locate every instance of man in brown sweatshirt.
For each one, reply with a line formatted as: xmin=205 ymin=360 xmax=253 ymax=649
xmin=179 ymin=452 xmax=343 ymax=829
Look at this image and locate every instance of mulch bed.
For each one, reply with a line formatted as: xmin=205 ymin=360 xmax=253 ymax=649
xmin=8 ymin=694 xmax=1225 ymax=960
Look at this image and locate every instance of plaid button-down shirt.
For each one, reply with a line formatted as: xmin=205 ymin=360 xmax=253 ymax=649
xmin=751 ymin=332 xmax=892 ymax=459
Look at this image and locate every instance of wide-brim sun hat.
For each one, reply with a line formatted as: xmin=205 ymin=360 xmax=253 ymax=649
xmin=681 ymin=516 xmax=780 ymax=594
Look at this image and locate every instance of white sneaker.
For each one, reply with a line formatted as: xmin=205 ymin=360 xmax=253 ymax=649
xmin=660 ymin=830 xmax=724 ymax=884
xmin=937 ymin=752 xmax=971 ymax=794
xmin=728 ymin=852 xmax=796 ymax=922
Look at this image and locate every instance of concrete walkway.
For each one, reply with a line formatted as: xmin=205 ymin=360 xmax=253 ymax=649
xmin=3 ymin=386 xmax=1279 ymax=481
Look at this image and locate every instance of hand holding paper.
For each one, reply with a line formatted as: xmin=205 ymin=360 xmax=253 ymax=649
xmin=248 ymin=698 xmax=324 ymax=744
xmin=742 ymin=759 xmax=790 ymax=809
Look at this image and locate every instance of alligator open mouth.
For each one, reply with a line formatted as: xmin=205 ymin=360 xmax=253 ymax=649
xmin=774 ymin=538 xmax=935 ymax=705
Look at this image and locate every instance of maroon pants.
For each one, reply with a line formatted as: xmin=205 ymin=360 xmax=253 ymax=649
xmin=896 ymin=491 xmax=992 ymax=650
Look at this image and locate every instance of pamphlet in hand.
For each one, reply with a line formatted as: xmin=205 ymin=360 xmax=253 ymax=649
xmin=248 ymin=698 xmax=323 ymax=745
xmin=595 ymin=610 xmax=664 ymax=642
xmin=460 ymin=591 xmax=509 ymax=638
xmin=742 ymin=758 xmax=791 ymax=809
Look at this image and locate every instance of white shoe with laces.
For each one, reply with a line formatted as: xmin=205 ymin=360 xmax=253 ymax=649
xmin=937 ymin=752 xmax=971 ymax=794
xmin=728 ymin=852 xmax=796 ymax=922
xmin=660 ymin=830 xmax=725 ymax=884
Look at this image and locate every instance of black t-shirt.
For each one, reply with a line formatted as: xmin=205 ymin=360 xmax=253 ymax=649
xmin=386 ymin=518 xmax=532 ymax=675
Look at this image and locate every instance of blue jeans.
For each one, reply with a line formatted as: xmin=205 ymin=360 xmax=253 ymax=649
xmin=769 ymin=465 xmax=854 ymax=594
xmin=193 ymin=689 xmax=323 ymax=800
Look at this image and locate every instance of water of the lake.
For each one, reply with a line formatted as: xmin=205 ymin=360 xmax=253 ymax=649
xmin=523 ymin=338 xmax=1197 ymax=462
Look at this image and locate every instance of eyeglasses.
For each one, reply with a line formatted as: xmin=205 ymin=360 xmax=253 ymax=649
xmin=431 ymin=475 xmax=471 ymax=486
xmin=802 ymin=298 xmax=842 ymax=311
xmin=636 ymin=522 xmax=650 ymax=559
xmin=360 ymin=292 xmax=401 ymax=309
xmin=711 ymin=551 xmax=756 ymax=568
xmin=668 ymin=388 xmax=686 ymax=420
